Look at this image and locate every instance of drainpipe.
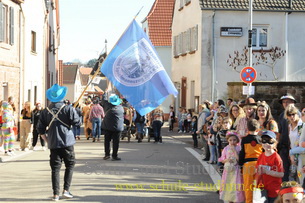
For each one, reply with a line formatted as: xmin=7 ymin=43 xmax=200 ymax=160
xmin=211 ymin=11 xmax=216 ymax=102
xmin=19 ymin=3 xmax=25 ymax=114
xmin=285 ymin=11 xmax=290 ymax=81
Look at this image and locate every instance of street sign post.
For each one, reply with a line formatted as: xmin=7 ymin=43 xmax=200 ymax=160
xmin=240 ymin=66 xmax=256 ymax=96
xmin=240 ymin=66 xmax=256 ymax=83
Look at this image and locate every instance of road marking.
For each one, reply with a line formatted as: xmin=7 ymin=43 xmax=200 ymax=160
xmin=185 ymin=147 xmax=221 ymax=189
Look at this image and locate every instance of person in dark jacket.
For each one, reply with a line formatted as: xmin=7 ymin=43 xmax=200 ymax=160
xmin=277 ymin=93 xmax=297 ymax=182
xmin=134 ymin=111 xmax=146 ymax=143
xmin=100 ymin=92 xmax=124 ymax=161
xmin=37 ymin=84 xmax=81 ymax=201
xmin=31 ymin=102 xmax=46 ymax=150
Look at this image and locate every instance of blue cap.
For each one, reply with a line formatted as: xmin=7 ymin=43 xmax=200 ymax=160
xmin=109 ymin=94 xmax=122 ymax=106
xmin=46 ymin=84 xmax=67 ymax=102
xmin=262 ymin=130 xmax=276 ymax=140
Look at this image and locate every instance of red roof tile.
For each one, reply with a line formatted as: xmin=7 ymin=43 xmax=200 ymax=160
xmin=146 ymin=0 xmax=175 ymax=46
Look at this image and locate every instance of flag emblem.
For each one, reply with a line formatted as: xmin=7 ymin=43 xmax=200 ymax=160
xmin=113 ymin=38 xmax=163 ymax=87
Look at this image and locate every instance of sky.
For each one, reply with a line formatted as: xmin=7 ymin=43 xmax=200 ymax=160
xmin=58 ymin=0 xmax=156 ymax=63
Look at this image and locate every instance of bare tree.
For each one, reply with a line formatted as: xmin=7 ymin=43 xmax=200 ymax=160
xmin=227 ymin=46 xmax=286 ymax=81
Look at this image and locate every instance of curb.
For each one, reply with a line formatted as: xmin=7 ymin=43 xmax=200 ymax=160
xmin=0 ymin=150 xmax=34 ymax=163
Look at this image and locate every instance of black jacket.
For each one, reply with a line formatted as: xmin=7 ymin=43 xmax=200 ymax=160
xmin=37 ymin=102 xmax=81 ymax=149
xmin=100 ymin=94 xmax=124 ymax=132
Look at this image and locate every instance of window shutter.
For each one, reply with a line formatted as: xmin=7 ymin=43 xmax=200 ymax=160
xmin=194 ymin=25 xmax=198 ymax=51
xmin=9 ymin=7 xmax=14 ymax=45
xmin=0 ymin=3 xmax=4 ymax=42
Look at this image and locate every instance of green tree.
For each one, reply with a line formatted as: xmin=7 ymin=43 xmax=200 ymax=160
xmin=86 ymin=58 xmax=97 ymax=68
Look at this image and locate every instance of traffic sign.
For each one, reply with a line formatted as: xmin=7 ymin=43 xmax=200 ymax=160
xmin=240 ymin=66 xmax=256 ymax=83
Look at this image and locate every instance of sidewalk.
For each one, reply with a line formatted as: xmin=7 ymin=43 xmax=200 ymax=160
xmin=0 ymin=146 xmax=37 ymax=163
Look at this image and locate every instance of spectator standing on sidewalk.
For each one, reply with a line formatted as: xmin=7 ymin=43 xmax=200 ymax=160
xmin=277 ymin=93 xmax=297 ymax=182
xmin=37 ymin=84 xmax=81 ymax=201
xmin=89 ymin=99 xmax=105 ymax=142
xmin=168 ymin=106 xmax=175 ymax=132
xmin=228 ymin=104 xmax=245 ymax=130
xmin=0 ymin=103 xmax=3 ymax=152
xmin=197 ymin=102 xmax=211 ymax=161
xmin=177 ymin=107 xmax=182 ymax=132
xmin=191 ymin=116 xmax=198 ymax=148
xmin=218 ymin=131 xmax=244 ymax=203
xmin=1 ymin=101 xmax=15 ymax=156
xmin=31 ymin=102 xmax=46 ymax=151
xmin=239 ymin=119 xmax=262 ymax=203
xmin=100 ymin=92 xmax=124 ymax=161
xmin=19 ymin=101 xmax=33 ymax=151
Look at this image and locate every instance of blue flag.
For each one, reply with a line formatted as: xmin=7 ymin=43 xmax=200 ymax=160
xmin=101 ymin=19 xmax=178 ymax=115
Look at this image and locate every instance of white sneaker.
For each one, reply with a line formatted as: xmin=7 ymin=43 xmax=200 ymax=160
xmin=24 ymin=148 xmax=29 ymax=152
xmin=42 ymin=146 xmax=47 ymax=151
xmin=4 ymin=151 xmax=13 ymax=156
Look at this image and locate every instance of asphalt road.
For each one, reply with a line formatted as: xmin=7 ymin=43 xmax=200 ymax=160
xmin=0 ymin=127 xmax=222 ymax=203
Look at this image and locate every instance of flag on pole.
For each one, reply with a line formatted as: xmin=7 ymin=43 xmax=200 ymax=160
xmin=101 ymin=19 xmax=178 ymax=116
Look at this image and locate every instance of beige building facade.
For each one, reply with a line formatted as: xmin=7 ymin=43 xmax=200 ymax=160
xmin=172 ymin=0 xmax=305 ymax=112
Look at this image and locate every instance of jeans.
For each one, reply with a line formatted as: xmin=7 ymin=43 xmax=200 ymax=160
xmin=104 ymin=130 xmax=121 ymax=158
xmin=192 ymin=133 xmax=198 ymax=147
xmin=72 ymin=125 xmax=80 ymax=138
xmin=178 ymin=120 xmax=184 ymax=131
xmin=201 ymin=135 xmax=210 ymax=160
xmin=209 ymin=145 xmax=217 ymax=162
xmin=32 ymin=129 xmax=45 ymax=147
xmin=50 ymin=146 xmax=75 ymax=195
xmin=169 ymin=119 xmax=174 ymax=131
xmin=91 ymin=117 xmax=101 ymax=139
xmin=135 ymin=123 xmax=145 ymax=134
xmin=152 ymin=120 xmax=162 ymax=142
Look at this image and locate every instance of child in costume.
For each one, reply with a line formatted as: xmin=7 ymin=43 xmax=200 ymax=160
xmin=1 ymin=101 xmax=15 ymax=156
xmin=218 ymin=131 xmax=245 ymax=203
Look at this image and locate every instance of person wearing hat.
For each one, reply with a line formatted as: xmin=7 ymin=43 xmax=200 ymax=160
xmin=37 ymin=84 xmax=81 ymax=201
xmin=255 ymin=130 xmax=284 ymax=203
xmin=100 ymin=92 xmax=124 ymax=161
xmin=236 ymin=97 xmax=257 ymax=141
xmin=277 ymin=93 xmax=297 ymax=182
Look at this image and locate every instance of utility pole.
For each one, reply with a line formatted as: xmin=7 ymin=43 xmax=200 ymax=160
xmin=247 ymin=0 xmax=253 ymax=97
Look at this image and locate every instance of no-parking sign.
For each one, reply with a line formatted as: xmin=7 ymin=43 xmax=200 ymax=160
xmin=240 ymin=67 xmax=257 ymax=83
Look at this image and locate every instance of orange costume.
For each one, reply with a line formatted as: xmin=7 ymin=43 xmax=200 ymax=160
xmin=239 ymin=133 xmax=263 ymax=203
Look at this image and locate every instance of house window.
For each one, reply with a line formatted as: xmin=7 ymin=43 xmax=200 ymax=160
xmin=0 ymin=3 xmax=8 ymax=43
xmin=179 ymin=0 xmax=184 ymax=10
xmin=252 ymin=27 xmax=268 ymax=49
xmin=31 ymin=30 xmax=36 ymax=53
xmin=9 ymin=7 xmax=14 ymax=45
xmin=185 ymin=0 xmax=191 ymax=5
xmin=190 ymin=25 xmax=198 ymax=52
xmin=173 ymin=24 xmax=198 ymax=57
